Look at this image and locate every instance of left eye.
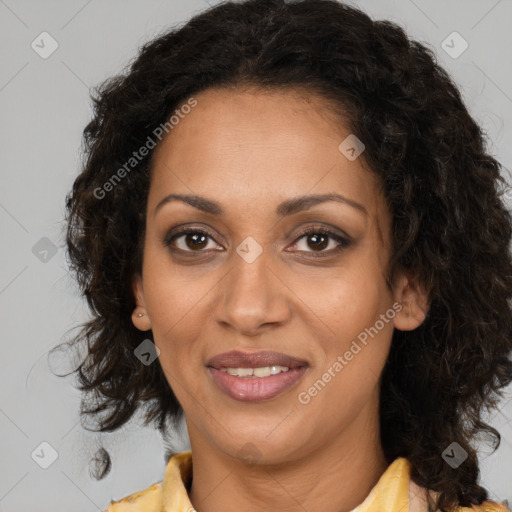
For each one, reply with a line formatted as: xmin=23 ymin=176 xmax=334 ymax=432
xmin=290 ymin=229 xmax=351 ymax=255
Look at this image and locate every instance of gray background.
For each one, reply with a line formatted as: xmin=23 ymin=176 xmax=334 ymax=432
xmin=0 ymin=0 xmax=511 ymax=510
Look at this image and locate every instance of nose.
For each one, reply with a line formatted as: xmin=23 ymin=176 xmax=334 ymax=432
xmin=213 ymin=246 xmax=292 ymax=336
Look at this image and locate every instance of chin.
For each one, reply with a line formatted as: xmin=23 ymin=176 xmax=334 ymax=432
xmin=211 ymin=421 xmax=312 ymax=465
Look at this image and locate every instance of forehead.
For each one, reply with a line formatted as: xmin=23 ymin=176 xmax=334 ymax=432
xmin=148 ymin=87 xmax=387 ymax=231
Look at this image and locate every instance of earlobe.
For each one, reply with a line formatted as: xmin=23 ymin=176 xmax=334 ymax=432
xmin=392 ymin=270 xmax=430 ymax=331
xmin=131 ymin=273 xmax=152 ymax=331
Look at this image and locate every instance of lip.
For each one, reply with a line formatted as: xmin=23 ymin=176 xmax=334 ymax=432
xmin=206 ymin=350 xmax=308 ymax=402
xmin=207 ymin=350 xmax=308 ymax=370
xmin=208 ymin=367 xmax=307 ymax=402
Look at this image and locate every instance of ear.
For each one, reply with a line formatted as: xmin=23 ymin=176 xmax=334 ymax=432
xmin=131 ymin=272 xmax=152 ymax=331
xmin=392 ymin=268 xmax=430 ymax=331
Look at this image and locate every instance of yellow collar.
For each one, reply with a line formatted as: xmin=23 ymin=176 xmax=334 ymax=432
xmin=164 ymin=452 xmax=411 ymax=511
xmin=105 ymin=451 xmax=507 ymax=512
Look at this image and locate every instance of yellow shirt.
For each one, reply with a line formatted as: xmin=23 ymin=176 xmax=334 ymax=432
xmin=103 ymin=451 xmax=508 ymax=512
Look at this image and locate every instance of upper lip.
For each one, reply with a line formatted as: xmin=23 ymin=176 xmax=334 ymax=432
xmin=207 ymin=350 xmax=308 ymax=370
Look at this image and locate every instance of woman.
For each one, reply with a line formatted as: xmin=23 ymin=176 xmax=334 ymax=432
xmin=61 ymin=0 xmax=512 ymax=510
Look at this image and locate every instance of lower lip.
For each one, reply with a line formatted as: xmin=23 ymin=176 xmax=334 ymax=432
xmin=208 ymin=367 xmax=307 ymax=402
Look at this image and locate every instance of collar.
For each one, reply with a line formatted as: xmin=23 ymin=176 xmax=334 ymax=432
xmin=163 ymin=451 xmax=416 ymax=512
xmin=108 ymin=451 xmax=507 ymax=512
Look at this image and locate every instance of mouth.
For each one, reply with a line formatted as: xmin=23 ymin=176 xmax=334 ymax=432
xmin=206 ymin=350 xmax=308 ymax=402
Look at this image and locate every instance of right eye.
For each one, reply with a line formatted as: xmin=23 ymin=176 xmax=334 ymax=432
xmin=163 ymin=228 xmax=223 ymax=253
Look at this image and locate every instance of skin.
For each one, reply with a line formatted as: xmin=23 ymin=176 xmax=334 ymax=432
xmin=131 ymin=86 xmax=429 ymax=512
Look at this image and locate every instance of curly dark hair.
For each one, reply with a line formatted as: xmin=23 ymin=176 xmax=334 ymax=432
xmin=58 ymin=0 xmax=512 ymax=510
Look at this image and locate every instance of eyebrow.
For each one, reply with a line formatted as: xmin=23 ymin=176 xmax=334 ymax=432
xmin=154 ymin=192 xmax=368 ymax=218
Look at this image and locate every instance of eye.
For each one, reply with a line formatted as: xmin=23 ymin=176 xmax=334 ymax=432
xmin=163 ymin=228 xmax=221 ymax=253
xmin=289 ymin=227 xmax=352 ymax=257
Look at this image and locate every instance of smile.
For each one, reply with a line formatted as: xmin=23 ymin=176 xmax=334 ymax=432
xmin=208 ymin=366 xmax=308 ymax=402
xmin=219 ymin=365 xmax=290 ymax=377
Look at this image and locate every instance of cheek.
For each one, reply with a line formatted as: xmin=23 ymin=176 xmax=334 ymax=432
xmin=146 ymin=284 xmax=208 ymax=359
xmin=301 ymin=288 xmax=394 ymax=422
xmin=306 ymin=255 xmax=394 ymax=400
xmin=317 ymin=252 xmax=393 ymax=342
xmin=141 ymin=253 xmax=215 ymax=366
xmin=330 ymin=287 xmax=393 ymax=348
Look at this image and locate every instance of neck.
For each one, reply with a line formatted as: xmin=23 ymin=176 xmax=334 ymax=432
xmin=187 ymin=401 xmax=390 ymax=512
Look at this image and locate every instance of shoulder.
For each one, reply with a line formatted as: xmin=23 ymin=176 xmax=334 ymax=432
xmin=456 ymin=501 xmax=510 ymax=512
xmin=103 ymin=482 xmax=163 ymax=511
xmin=408 ymin=466 xmax=509 ymax=512
xmin=102 ymin=450 xmax=193 ymax=512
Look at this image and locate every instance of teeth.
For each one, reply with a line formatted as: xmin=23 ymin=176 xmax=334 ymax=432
xmin=220 ymin=365 xmax=290 ymax=377
xmin=254 ymin=366 xmax=271 ymax=377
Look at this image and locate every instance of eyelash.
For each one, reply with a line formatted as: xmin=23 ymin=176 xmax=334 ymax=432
xmin=163 ymin=225 xmax=352 ymax=258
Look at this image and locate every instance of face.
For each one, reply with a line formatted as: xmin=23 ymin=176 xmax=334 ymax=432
xmin=132 ymin=87 xmax=428 ymax=464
